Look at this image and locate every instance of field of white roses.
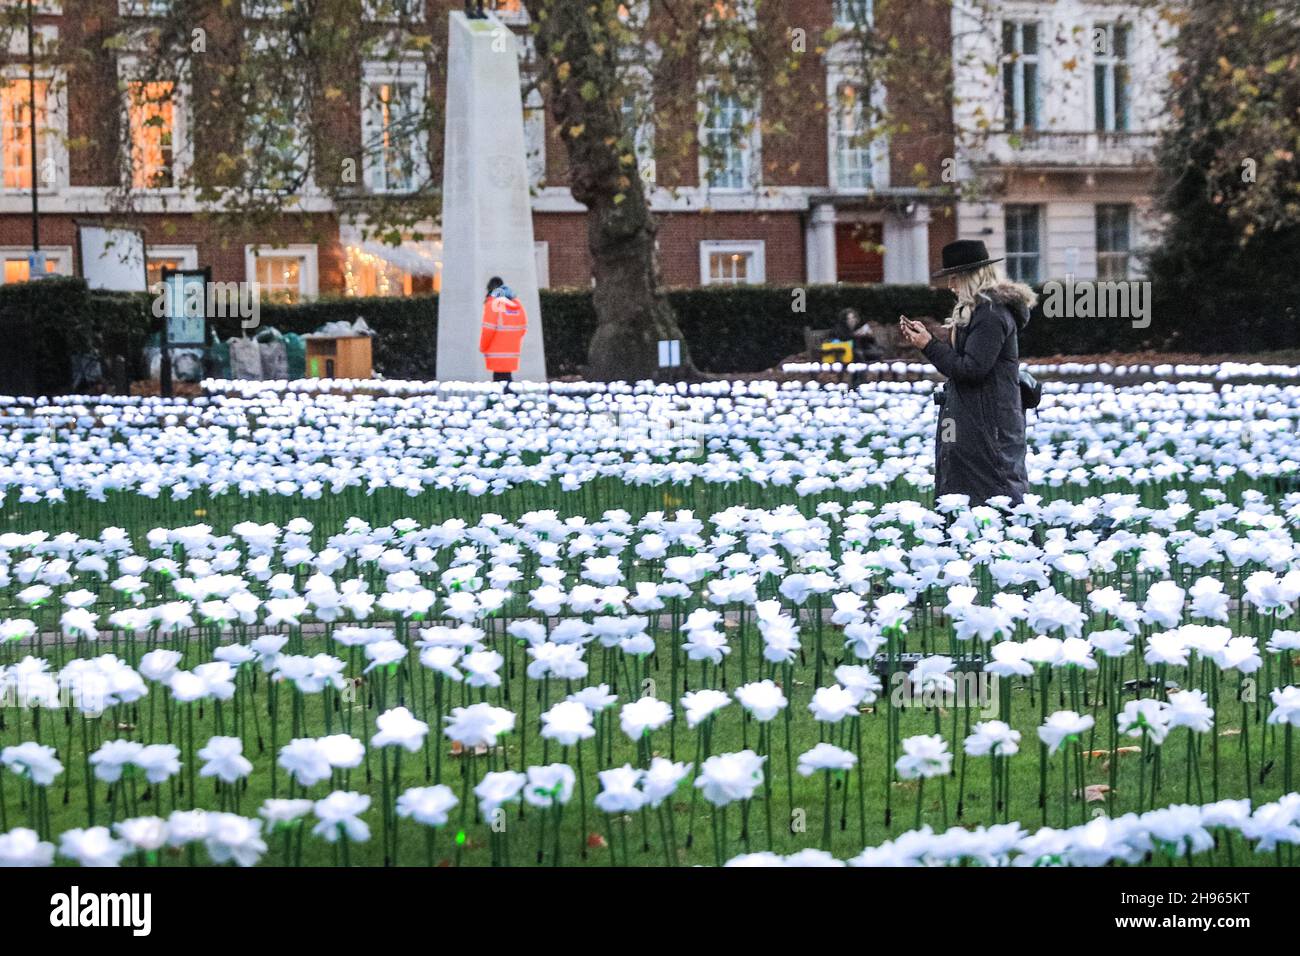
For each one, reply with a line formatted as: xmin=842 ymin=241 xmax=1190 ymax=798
xmin=3 ymin=374 xmax=1300 ymax=867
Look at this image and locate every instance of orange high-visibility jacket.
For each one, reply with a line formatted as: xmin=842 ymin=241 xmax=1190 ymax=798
xmin=479 ymin=295 xmax=528 ymax=373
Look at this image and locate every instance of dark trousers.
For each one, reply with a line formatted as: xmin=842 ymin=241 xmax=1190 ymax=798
xmin=493 ymin=371 xmax=512 ymax=382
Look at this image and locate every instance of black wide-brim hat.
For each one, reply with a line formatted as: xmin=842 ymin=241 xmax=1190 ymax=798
xmin=932 ymin=239 xmax=1004 ymax=278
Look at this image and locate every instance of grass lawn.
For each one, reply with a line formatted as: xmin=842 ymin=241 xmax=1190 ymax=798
xmin=3 ymin=617 xmax=1286 ymax=867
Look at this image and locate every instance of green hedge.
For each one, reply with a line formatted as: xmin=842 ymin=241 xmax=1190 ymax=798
xmin=1019 ymin=286 xmax=1170 ymax=356
xmin=0 ymin=279 xmax=163 ymax=395
xmin=211 ymin=284 xmax=956 ymax=378
xmin=668 ymin=284 xmax=954 ymax=373
xmin=0 ymin=276 xmax=1216 ymax=395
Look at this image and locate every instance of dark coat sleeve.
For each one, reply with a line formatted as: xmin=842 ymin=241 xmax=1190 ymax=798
xmin=921 ymin=309 xmax=1009 ymax=384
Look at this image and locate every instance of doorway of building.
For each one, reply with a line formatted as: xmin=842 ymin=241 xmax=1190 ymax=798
xmin=835 ymin=221 xmax=884 ymax=283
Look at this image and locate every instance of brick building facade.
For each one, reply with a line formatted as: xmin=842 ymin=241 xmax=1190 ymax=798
xmin=0 ymin=0 xmax=957 ymax=297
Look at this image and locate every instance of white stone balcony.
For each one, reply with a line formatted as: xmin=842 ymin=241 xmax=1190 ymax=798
xmin=970 ymin=130 xmax=1160 ymax=168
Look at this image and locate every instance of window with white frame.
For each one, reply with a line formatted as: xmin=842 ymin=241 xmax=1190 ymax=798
xmin=1095 ymin=204 xmax=1131 ymax=280
xmin=830 ymin=78 xmax=875 ymax=190
xmin=701 ymin=89 xmax=755 ymax=191
xmin=1093 ymin=22 xmax=1130 ymax=132
xmin=145 ymin=245 xmax=198 ymax=289
xmin=361 ymin=63 xmax=428 ymax=194
xmin=523 ymin=88 xmax=546 ymax=190
xmin=1 ymin=73 xmax=61 ymax=191
xmin=1004 ymin=205 xmax=1041 ymax=284
xmin=245 ymin=90 xmax=310 ymax=192
xmin=246 ymin=245 xmax=318 ymax=303
xmin=700 ymin=240 xmax=765 ymax=285
xmin=833 ymin=0 xmax=872 ymax=28
xmin=620 ymin=92 xmax=656 ymax=188
xmin=1001 ymin=21 xmax=1040 ymax=132
xmin=122 ymin=71 xmax=182 ymax=189
xmin=0 ymin=246 xmax=70 ymax=283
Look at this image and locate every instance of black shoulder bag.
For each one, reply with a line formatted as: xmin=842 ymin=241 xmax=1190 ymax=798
xmin=1018 ymin=367 xmax=1042 ymax=410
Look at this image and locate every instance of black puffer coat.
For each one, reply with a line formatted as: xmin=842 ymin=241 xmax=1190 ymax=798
xmin=921 ymin=281 xmax=1035 ymax=506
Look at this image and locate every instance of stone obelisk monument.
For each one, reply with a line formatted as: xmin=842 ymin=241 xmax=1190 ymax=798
xmin=436 ymin=10 xmax=547 ymax=382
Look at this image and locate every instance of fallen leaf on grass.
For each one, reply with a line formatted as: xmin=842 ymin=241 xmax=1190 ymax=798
xmin=449 ymin=741 xmax=491 ymax=757
xmin=1083 ymin=746 xmax=1141 ymax=759
xmin=1080 ymin=784 xmax=1113 ymax=802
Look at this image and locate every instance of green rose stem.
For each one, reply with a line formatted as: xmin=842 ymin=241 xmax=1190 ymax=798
xmin=670 ymin=597 xmax=682 ymax=760
xmin=377 ymin=668 xmax=393 ymax=866
xmin=1038 ymin=666 xmax=1049 ymax=825
xmin=1060 ymin=743 xmax=1070 ymax=825
xmin=552 ymin=797 xmax=565 ymax=866
xmin=1210 ymin=671 xmax=1220 ymax=801
xmin=884 ymin=625 xmax=898 ymax=827
xmin=519 ymin=656 xmax=529 ymax=771
xmin=759 ymin=722 xmax=774 ymax=849
xmin=685 ymin=717 xmax=710 ymax=849
xmin=80 ymin=714 xmax=95 ymax=825
xmin=185 ymin=701 xmax=199 ymax=810
xmin=1286 ymin=717 xmax=1294 ymax=795
xmin=820 ymin=769 xmax=833 ymax=850
xmin=656 ymin=802 xmax=674 ymax=866
xmin=604 ymin=810 xmax=619 ymax=867
xmin=269 ymin=678 xmax=280 ymax=797
xmin=913 ymin=776 xmax=925 ymax=830
xmin=637 ymin=735 xmax=654 ymax=853
xmin=1136 ymin=730 xmax=1147 ymax=812
xmin=988 ymin=752 xmax=998 ymax=821
xmin=813 ymin=594 xmax=825 ymax=688
xmin=434 ymin=674 xmax=445 ymax=785
xmin=956 ymin=732 xmax=968 ymax=823
xmin=1075 ymin=735 xmax=1086 ymax=824
xmin=425 ymin=825 xmax=437 ymax=868
xmin=1239 ymin=672 xmax=1253 ymax=802
xmin=783 ymin=661 xmax=795 ymax=822
xmin=455 ymin=751 xmax=473 ymax=867
xmin=1108 ymin=660 xmax=1119 ymax=817
xmin=60 ymin=705 xmax=75 ymax=807
xmin=711 ymin=803 xmax=727 ymax=868
xmin=576 ymin=742 xmax=589 ymax=859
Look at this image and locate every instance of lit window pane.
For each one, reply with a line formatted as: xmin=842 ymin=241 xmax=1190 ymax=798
xmin=708 ymin=250 xmax=751 ymax=284
xmin=343 ymin=245 xmax=415 ymax=297
xmin=255 ymin=255 xmax=302 ymax=303
xmin=366 ymin=80 xmax=420 ymax=192
xmin=128 ymin=81 xmax=175 ymax=188
xmin=3 ymin=256 xmax=56 ymax=283
xmin=2 ymin=80 xmax=49 ymax=190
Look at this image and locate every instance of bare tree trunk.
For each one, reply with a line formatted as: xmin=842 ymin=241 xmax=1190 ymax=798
xmin=524 ymin=0 xmax=697 ymax=381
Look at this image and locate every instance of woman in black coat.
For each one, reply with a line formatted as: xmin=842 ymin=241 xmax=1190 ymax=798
xmin=898 ymin=240 xmax=1036 ymax=506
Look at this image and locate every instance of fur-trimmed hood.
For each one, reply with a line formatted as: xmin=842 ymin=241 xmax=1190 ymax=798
xmin=976 ymin=280 xmax=1037 ymax=331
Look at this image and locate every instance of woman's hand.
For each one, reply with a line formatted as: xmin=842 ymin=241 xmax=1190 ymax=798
xmin=898 ymin=316 xmax=932 ymax=350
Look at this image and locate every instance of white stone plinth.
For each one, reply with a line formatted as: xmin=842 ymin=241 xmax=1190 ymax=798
xmin=436 ymin=11 xmax=547 ymax=382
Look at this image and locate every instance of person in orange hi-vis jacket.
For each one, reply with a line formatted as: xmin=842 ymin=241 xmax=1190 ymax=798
xmin=479 ymin=276 xmax=528 ymax=383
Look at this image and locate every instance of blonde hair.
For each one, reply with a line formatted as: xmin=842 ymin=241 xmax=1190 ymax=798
xmin=946 ymin=264 xmax=1006 ymax=328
